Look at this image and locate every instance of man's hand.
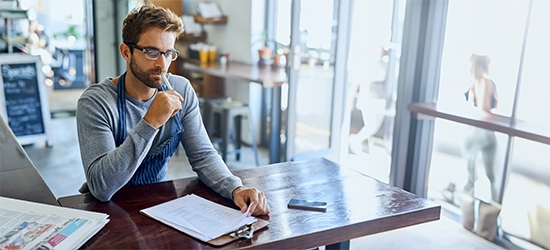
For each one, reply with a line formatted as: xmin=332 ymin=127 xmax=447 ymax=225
xmin=232 ymin=186 xmax=270 ymax=216
xmin=144 ymin=90 xmax=183 ymax=128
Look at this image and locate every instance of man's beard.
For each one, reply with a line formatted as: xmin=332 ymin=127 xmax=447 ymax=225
xmin=129 ymin=57 xmax=163 ymax=89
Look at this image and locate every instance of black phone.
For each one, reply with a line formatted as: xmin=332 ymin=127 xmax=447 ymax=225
xmin=287 ymin=199 xmax=327 ymax=212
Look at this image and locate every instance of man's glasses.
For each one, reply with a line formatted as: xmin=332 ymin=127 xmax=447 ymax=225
xmin=128 ymin=44 xmax=180 ymax=61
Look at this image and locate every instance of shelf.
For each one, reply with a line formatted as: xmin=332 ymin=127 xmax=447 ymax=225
xmin=193 ymin=15 xmax=227 ymax=24
xmin=408 ymin=102 xmax=550 ymax=145
xmin=1 ymin=9 xmax=28 ymax=54
xmin=0 ymin=9 xmax=27 ymax=19
xmin=1 ymin=36 xmax=27 ymax=44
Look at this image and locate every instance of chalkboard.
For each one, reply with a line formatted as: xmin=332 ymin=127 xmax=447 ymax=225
xmin=0 ymin=54 xmax=52 ymax=146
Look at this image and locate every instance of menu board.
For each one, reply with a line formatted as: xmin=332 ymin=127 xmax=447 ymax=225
xmin=0 ymin=54 xmax=52 ymax=146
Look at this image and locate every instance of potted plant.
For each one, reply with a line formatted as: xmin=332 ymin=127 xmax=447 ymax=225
xmin=256 ymin=30 xmax=272 ymax=65
xmin=254 ymin=30 xmax=289 ymax=66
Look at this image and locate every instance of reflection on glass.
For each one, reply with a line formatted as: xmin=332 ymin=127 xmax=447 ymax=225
xmin=432 ymin=0 xmax=549 ymax=247
xmin=428 ymin=120 xmax=507 ymax=212
xmin=277 ymin=0 xmax=337 ymax=154
xmin=343 ymin=0 xmax=405 ymax=183
xmin=437 ymin=0 xmax=530 ymax=117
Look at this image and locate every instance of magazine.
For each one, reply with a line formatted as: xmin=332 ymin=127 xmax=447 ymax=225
xmin=0 ymin=197 xmax=109 ymax=250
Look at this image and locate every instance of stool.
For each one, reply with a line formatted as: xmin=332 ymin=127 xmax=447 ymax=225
xmin=201 ymin=97 xmax=230 ymax=135
xmin=208 ymin=100 xmax=260 ymax=166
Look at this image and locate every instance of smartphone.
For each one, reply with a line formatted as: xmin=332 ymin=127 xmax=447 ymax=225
xmin=287 ymin=199 xmax=327 ymax=212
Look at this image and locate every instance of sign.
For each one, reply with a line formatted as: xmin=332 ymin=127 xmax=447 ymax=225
xmin=0 ymin=54 xmax=52 ymax=146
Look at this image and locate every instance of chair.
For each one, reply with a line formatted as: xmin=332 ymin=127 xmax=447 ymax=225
xmin=207 ymin=99 xmax=260 ymax=166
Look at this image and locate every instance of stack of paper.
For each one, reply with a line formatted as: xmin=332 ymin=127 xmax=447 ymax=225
xmin=0 ymin=196 xmax=109 ymax=250
xmin=140 ymin=194 xmax=256 ymax=242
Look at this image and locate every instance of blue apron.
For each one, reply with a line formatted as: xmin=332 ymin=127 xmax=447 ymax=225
xmin=116 ymin=72 xmax=183 ymax=186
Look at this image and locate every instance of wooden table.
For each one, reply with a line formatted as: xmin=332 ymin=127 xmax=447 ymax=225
xmin=57 ymin=158 xmax=440 ymax=249
xmin=183 ymin=62 xmax=287 ymax=163
xmin=0 ymin=116 xmax=58 ymax=206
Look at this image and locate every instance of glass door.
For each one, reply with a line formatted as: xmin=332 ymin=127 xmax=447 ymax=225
xmin=278 ymin=0 xmax=350 ymax=162
xmin=19 ymin=0 xmax=95 ymax=90
xmin=341 ymin=0 xmax=406 ymax=183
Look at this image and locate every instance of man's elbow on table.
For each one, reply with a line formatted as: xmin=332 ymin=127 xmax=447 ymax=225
xmin=82 ymin=182 xmax=115 ymax=202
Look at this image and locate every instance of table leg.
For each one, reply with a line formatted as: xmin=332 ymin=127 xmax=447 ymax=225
xmin=269 ymin=86 xmax=282 ymax=164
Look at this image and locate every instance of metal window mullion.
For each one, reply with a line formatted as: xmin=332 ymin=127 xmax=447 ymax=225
xmin=390 ymin=0 xmax=448 ymax=195
xmin=498 ymin=0 xmax=534 ymax=204
xmin=410 ymin=0 xmax=449 ymax=197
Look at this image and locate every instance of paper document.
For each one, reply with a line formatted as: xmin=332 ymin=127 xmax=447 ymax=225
xmin=140 ymin=194 xmax=256 ymax=242
xmin=0 ymin=196 xmax=109 ymax=250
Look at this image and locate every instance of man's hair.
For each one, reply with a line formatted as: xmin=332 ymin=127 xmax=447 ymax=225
xmin=122 ymin=4 xmax=185 ymax=45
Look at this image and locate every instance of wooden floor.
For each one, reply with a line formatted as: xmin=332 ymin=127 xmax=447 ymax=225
xmin=20 ymin=88 xmax=505 ymax=249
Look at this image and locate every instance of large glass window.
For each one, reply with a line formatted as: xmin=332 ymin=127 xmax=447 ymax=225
xmin=501 ymin=139 xmax=550 ymax=249
xmin=500 ymin=1 xmax=550 ymax=248
xmin=436 ymin=0 xmax=529 ymax=116
xmin=18 ymin=0 xmax=94 ymax=90
xmin=426 ymin=0 xmax=549 ymax=248
xmin=516 ymin=0 xmax=550 ymax=128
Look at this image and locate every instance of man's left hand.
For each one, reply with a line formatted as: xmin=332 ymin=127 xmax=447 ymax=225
xmin=232 ymin=186 xmax=270 ymax=216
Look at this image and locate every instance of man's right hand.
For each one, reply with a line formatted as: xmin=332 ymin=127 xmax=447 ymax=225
xmin=143 ymin=90 xmax=183 ymax=128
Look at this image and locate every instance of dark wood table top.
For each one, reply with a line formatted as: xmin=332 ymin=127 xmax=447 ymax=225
xmin=57 ymin=158 xmax=440 ymax=249
xmin=0 ymin=116 xmax=58 ymax=206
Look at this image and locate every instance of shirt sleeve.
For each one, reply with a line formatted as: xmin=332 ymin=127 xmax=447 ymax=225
xmin=76 ymin=85 xmax=159 ymax=201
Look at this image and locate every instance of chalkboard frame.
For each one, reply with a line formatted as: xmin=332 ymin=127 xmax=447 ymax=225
xmin=0 ymin=54 xmax=52 ymax=146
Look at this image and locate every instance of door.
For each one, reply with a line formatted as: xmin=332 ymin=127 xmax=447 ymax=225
xmin=279 ymin=0 xmax=351 ymax=162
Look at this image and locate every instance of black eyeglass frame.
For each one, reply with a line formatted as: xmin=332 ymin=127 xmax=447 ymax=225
xmin=127 ymin=43 xmax=180 ymax=61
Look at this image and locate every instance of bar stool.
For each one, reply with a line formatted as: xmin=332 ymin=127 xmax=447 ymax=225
xmin=207 ymin=99 xmax=260 ymax=166
xmin=202 ymin=97 xmax=230 ymax=135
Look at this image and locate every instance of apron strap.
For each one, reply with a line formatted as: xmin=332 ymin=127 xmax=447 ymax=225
xmin=116 ymin=72 xmax=184 ymax=186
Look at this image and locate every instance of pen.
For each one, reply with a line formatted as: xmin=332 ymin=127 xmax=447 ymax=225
xmin=245 ymin=202 xmax=255 ymax=216
xmin=162 ymin=73 xmax=173 ymax=90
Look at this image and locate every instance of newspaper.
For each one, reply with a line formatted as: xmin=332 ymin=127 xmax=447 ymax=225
xmin=0 ymin=197 xmax=109 ymax=250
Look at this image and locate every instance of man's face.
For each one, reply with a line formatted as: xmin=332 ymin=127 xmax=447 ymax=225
xmin=127 ymin=28 xmax=177 ymax=89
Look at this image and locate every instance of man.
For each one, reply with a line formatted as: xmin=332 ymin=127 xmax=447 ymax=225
xmin=76 ymin=4 xmax=269 ymax=216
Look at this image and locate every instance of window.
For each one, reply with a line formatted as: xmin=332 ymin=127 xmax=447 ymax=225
xmin=342 ymin=0 xmax=406 ymax=183
xmin=422 ymin=0 xmax=550 ymax=248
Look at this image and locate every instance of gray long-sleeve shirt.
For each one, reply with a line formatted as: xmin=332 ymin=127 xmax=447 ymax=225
xmin=76 ymin=74 xmax=242 ymax=201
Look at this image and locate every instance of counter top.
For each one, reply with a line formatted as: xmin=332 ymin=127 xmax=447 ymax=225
xmin=183 ymin=61 xmax=287 ymax=88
